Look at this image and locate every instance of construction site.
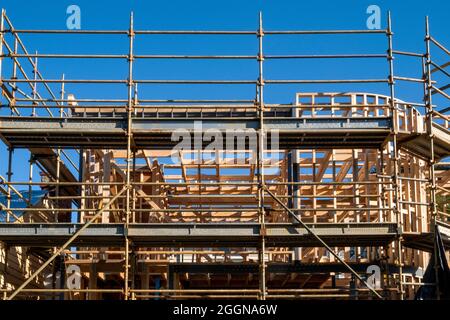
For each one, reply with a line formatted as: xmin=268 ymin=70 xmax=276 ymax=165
xmin=0 ymin=9 xmax=449 ymax=300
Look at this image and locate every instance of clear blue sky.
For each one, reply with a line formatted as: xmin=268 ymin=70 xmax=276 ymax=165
xmin=0 ymin=0 xmax=449 ymax=184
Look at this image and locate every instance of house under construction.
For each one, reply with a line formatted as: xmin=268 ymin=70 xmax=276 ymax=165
xmin=0 ymin=10 xmax=449 ymax=300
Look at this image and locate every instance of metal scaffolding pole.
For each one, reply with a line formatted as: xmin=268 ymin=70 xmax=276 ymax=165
xmin=5 ymin=148 xmax=13 ymax=223
xmin=26 ymin=54 xmax=38 ymax=208
xmin=424 ymin=16 xmax=440 ymax=300
xmin=124 ymin=12 xmax=135 ymax=301
xmin=0 ymin=9 xmax=4 ymax=77
xmin=386 ymin=11 xmax=404 ymax=300
xmin=55 ymin=73 xmax=65 ymax=222
xmin=4 ymin=20 xmax=17 ymax=223
xmin=257 ymin=12 xmax=266 ymax=300
xmin=11 ymin=37 xmax=19 ymax=117
xmin=31 ymin=51 xmax=38 ymax=116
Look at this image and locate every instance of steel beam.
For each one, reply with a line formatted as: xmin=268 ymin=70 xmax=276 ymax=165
xmin=168 ymin=262 xmax=420 ymax=275
xmin=0 ymin=116 xmax=392 ymax=149
xmin=0 ymin=222 xmax=397 ymax=248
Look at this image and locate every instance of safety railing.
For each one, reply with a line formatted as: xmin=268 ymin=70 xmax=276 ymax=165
xmin=0 ymin=180 xmax=399 ymax=223
xmin=0 ymin=10 xmax=391 ymax=120
xmin=1 ymin=287 xmax=392 ymax=300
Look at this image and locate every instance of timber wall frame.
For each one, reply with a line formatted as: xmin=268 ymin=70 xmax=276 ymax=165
xmin=0 ymin=10 xmax=449 ymax=300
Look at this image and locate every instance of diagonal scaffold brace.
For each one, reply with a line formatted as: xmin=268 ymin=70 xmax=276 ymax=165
xmin=7 ymin=186 xmax=128 ymax=300
xmin=264 ymin=186 xmax=384 ymax=299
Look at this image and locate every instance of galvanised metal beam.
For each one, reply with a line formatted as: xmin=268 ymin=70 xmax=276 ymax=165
xmin=0 ymin=222 xmax=397 ymax=248
xmin=0 ymin=116 xmax=392 ymax=149
xmin=168 ymin=262 xmax=421 ymax=275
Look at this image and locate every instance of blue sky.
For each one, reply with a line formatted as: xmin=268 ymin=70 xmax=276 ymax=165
xmin=0 ymin=0 xmax=449 ymax=184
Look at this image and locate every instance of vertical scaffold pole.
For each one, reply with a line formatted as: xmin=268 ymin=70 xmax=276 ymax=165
xmin=124 ymin=11 xmax=135 ymax=301
xmin=0 ymin=9 xmax=9 ymax=223
xmin=11 ymin=37 xmax=18 ymax=116
xmin=31 ymin=51 xmax=37 ymax=116
xmin=387 ymin=11 xmax=404 ymax=300
xmin=27 ymin=154 xmax=34 ymax=206
xmin=55 ymin=73 xmax=65 ymax=221
xmin=0 ymin=9 xmax=4 ymax=82
xmin=5 ymin=16 xmax=16 ymax=223
xmin=424 ymin=16 xmax=440 ymax=300
xmin=60 ymin=74 xmax=65 ymax=118
xmin=257 ymin=12 xmax=266 ymax=300
xmin=27 ymin=53 xmax=39 ymax=207
xmin=6 ymin=148 xmax=13 ymax=223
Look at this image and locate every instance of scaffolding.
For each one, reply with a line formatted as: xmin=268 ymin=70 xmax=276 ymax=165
xmin=0 ymin=10 xmax=449 ymax=300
